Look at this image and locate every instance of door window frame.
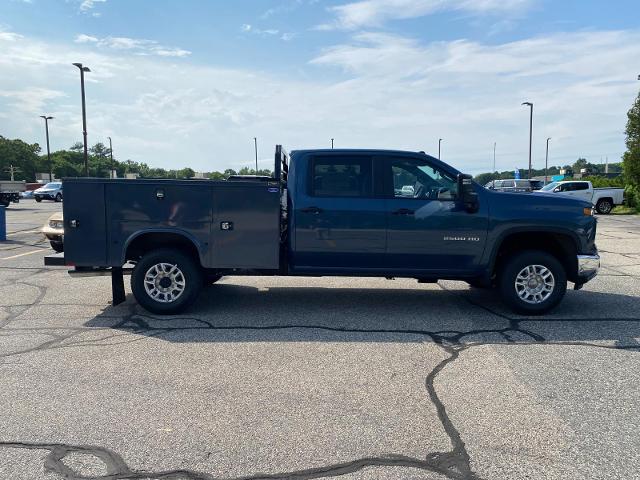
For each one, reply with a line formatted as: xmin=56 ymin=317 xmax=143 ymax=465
xmin=377 ymin=155 xmax=459 ymax=201
xmin=307 ymin=154 xmax=376 ymax=199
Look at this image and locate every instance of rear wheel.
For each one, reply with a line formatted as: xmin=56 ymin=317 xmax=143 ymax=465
xmin=498 ymin=250 xmax=567 ymax=315
xmin=35 ymin=197 xmax=42 ymax=203
xmin=55 ymin=193 xmax=62 ymax=202
xmin=595 ymin=198 xmax=612 ymax=214
xmin=131 ymin=248 xmax=202 ymax=314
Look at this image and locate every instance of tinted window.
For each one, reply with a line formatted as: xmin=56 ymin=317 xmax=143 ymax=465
xmin=515 ymin=180 xmax=531 ymax=189
xmin=311 ymin=156 xmax=372 ymax=197
xmin=388 ymin=157 xmax=457 ymax=200
xmin=573 ymin=182 xmax=589 ymax=191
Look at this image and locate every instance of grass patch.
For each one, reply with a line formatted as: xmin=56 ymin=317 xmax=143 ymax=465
xmin=611 ymin=205 xmax=639 ymax=215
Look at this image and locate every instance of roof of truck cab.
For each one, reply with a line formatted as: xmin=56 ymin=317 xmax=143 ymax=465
xmin=290 ymin=149 xmax=460 ymax=174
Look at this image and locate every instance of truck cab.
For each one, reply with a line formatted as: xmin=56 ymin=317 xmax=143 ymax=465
xmin=46 ymin=146 xmax=600 ymax=316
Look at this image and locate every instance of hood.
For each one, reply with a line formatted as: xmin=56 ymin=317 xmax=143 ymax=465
xmin=48 ymin=211 xmax=63 ymax=222
xmin=489 ymin=189 xmax=592 ymax=209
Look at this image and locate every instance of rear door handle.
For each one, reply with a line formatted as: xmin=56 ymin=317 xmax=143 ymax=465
xmin=301 ymin=206 xmax=323 ymax=215
xmin=392 ymin=208 xmax=414 ymax=215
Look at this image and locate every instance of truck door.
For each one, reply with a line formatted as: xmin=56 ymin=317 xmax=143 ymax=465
xmin=292 ymin=154 xmax=386 ymax=270
xmin=573 ymin=182 xmax=593 ymax=202
xmin=381 ymin=155 xmax=488 ymax=273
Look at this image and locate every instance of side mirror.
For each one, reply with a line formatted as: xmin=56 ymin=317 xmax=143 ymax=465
xmin=457 ymin=174 xmax=479 ymax=213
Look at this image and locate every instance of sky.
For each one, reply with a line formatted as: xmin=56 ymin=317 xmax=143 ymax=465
xmin=0 ymin=0 xmax=639 ymax=174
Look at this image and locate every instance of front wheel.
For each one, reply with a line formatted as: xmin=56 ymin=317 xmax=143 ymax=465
xmin=131 ymin=248 xmax=203 ymax=314
xmin=35 ymin=197 xmax=42 ymax=203
xmin=50 ymin=241 xmax=64 ymax=253
xmin=595 ymin=199 xmax=612 ymax=214
xmin=498 ymin=250 xmax=567 ymax=315
xmin=55 ymin=193 xmax=62 ymax=202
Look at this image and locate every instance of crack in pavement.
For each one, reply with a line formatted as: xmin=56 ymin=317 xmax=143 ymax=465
xmin=1 ymin=271 xmax=639 ymax=479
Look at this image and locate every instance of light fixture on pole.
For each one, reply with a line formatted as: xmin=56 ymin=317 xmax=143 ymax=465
xmin=545 ymin=137 xmax=551 ymax=184
xmin=40 ymin=115 xmax=54 ymax=182
xmin=522 ymin=102 xmax=533 ymax=179
xmin=72 ymin=63 xmax=91 ymax=176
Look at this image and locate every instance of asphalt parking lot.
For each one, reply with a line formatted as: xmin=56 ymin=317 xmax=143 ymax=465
xmin=0 ymin=200 xmax=639 ymax=480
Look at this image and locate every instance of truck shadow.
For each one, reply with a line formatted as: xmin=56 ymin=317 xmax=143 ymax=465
xmin=85 ymin=282 xmax=640 ymax=349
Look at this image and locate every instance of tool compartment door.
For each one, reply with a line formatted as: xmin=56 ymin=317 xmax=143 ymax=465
xmin=212 ymin=183 xmax=281 ymax=269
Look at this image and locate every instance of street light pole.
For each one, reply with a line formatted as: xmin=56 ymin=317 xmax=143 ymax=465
xmin=331 ymin=138 xmax=334 ymax=149
xmin=73 ymin=63 xmax=91 ymax=176
xmin=254 ymin=137 xmax=258 ymax=173
xmin=493 ymin=142 xmax=496 ymax=172
xmin=108 ymin=136 xmax=114 ymax=178
xmin=522 ymin=102 xmax=533 ymax=179
xmin=545 ymin=137 xmax=551 ymax=184
xmin=40 ymin=115 xmax=54 ymax=182
xmin=438 ymin=138 xmax=442 ymax=160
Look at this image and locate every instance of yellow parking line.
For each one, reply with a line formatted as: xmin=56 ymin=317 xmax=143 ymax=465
xmin=0 ymin=249 xmax=43 ymax=260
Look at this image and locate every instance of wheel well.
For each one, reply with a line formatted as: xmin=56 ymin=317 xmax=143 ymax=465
xmin=493 ymin=232 xmax=578 ymax=282
xmin=596 ymin=197 xmax=613 ymax=204
xmin=125 ymin=232 xmax=201 ymax=264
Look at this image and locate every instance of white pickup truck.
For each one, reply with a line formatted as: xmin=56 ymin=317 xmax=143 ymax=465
xmin=539 ymin=180 xmax=624 ymax=214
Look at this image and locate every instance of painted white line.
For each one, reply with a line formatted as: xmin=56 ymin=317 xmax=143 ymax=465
xmin=0 ymin=249 xmax=44 ymax=260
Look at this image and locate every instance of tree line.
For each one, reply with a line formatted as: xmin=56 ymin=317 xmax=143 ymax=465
xmin=0 ymin=137 xmax=270 ymax=182
xmin=473 ymin=159 xmax=623 ymax=187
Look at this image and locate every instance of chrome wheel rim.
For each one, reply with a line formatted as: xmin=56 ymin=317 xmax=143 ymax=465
xmin=599 ymin=201 xmax=611 ymax=213
xmin=515 ymin=264 xmax=555 ymax=304
xmin=143 ymin=263 xmax=186 ymax=303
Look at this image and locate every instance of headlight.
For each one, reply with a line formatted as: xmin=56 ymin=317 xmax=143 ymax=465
xmin=49 ymin=220 xmax=64 ymax=229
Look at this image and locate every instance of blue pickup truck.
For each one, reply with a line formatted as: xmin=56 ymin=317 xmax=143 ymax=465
xmin=45 ymin=146 xmax=600 ymax=315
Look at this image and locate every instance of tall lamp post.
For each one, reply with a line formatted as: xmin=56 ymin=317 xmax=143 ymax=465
xmin=438 ymin=138 xmax=442 ymax=160
xmin=331 ymin=138 xmax=334 ymax=149
xmin=493 ymin=142 xmax=496 ymax=172
xmin=522 ymin=101 xmax=533 ymax=179
xmin=545 ymin=137 xmax=551 ymax=184
xmin=108 ymin=136 xmax=114 ymax=178
xmin=40 ymin=115 xmax=54 ymax=181
xmin=73 ymin=63 xmax=91 ymax=176
xmin=253 ymin=137 xmax=258 ymax=173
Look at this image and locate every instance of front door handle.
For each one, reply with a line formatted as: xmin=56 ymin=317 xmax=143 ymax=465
xmin=392 ymin=208 xmax=414 ymax=215
xmin=301 ymin=206 xmax=323 ymax=215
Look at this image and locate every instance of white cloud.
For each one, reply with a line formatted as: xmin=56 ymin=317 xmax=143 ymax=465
xmin=0 ymin=29 xmax=637 ymax=175
xmin=74 ymin=34 xmax=191 ymax=57
xmin=79 ymin=0 xmax=107 ymax=12
xmin=240 ymin=25 xmax=288 ymax=38
xmin=320 ymin=0 xmax=534 ymax=30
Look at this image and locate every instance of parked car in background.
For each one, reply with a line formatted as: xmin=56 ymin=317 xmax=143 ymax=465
xmin=484 ymin=179 xmax=534 ymax=193
xmin=0 ymin=180 xmax=26 ymax=207
xmin=538 ymin=180 xmax=624 ymax=214
xmin=34 ymin=182 xmax=63 ymax=202
xmin=529 ymin=179 xmax=544 ymax=191
xmin=20 ymin=190 xmax=35 ymax=199
xmin=42 ymin=212 xmax=64 ymax=252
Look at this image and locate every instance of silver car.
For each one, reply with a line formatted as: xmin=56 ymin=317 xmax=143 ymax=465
xmin=34 ymin=182 xmax=63 ymax=202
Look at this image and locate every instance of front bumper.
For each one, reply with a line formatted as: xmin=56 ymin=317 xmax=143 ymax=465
xmin=576 ymin=254 xmax=600 ymax=283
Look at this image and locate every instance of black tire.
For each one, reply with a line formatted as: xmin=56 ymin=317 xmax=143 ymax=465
xmin=35 ymin=197 xmax=42 ymax=202
xmin=0 ymin=199 xmax=9 ymax=208
xmin=131 ymin=248 xmax=203 ymax=315
xmin=595 ymin=198 xmax=612 ymax=215
xmin=498 ymin=250 xmax=567 ymax=315
xmin=55 ymin=193 xmax=62 ymax=202
xmin=50 ymin=241 xmax=64 ymax=253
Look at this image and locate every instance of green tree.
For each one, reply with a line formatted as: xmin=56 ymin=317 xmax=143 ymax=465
xmin=623 ymin=90 xmax=640 ymax=186
xmin=0 ymin=136 xmax=41 ymax=181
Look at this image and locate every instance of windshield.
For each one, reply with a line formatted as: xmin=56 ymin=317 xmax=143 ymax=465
xmin=43 ymin=182 xmax=61 ymax=189
xmin=540 ymin=182 xmax=558 ymax=191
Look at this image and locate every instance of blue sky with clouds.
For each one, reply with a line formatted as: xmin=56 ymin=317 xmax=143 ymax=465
xmin=1 ymin=0 xmax=639 ymax=173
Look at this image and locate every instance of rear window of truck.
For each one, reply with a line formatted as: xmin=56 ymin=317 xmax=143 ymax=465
xmin=310 ymin=156 xmax=373 ymax=198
